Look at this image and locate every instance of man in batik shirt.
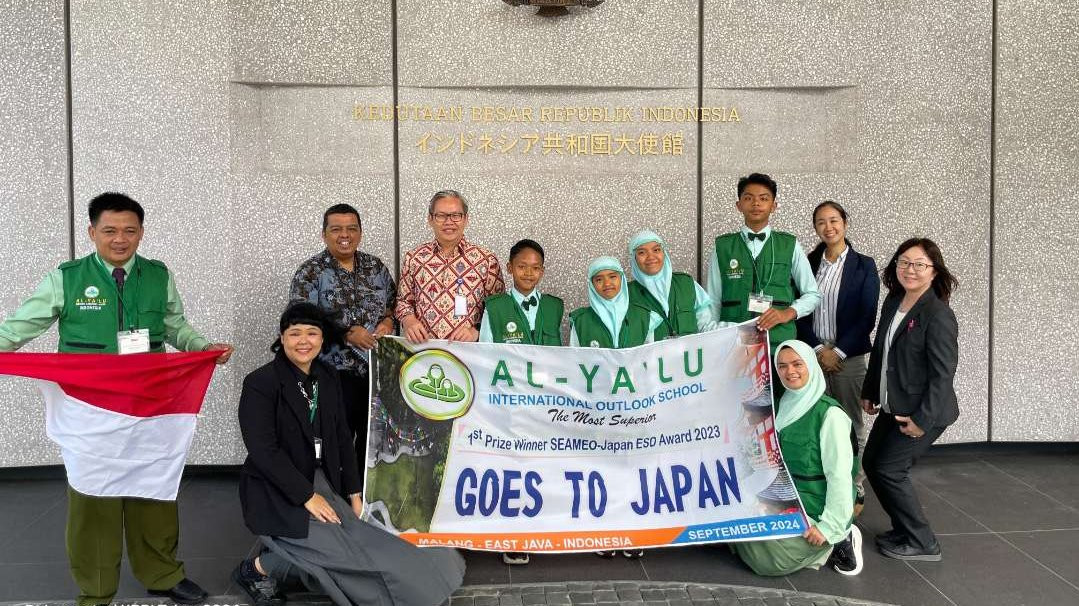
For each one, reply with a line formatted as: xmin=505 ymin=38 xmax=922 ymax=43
xmin=290 ymin=203 xmax=396 ymax=478
xmin=396 ymin=190 xmax=504 ymax=342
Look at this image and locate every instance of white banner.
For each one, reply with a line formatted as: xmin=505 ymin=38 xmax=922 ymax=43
xmin=363 ymin=322 xmax=808 ymax=552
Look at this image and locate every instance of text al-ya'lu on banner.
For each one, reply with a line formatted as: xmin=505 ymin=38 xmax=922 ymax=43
xmin=363 ymin=322 xmax=808 ymax=553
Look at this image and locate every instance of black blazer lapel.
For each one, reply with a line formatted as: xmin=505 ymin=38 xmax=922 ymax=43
xmin=273 ymin=355 xmax=314 ymax=442
xmin=890 ymin=289 xmax=936 ymax=350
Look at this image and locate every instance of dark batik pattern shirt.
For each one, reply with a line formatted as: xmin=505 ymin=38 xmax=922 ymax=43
xmin=290 ymin=249 xmax=397 ymax=377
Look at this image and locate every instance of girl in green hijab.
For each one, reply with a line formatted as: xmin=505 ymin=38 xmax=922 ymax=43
xmin=569 ymin=256 xmax=659 ymax=348
xmin=568 ymin=257 xmax=659 ymax=558
xmin=628 ymin=230 xmax=716 ymax=340
xmin=733 ymin=339 xmax=863 ymax=576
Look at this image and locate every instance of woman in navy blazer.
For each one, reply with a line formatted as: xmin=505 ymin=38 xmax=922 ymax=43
xmin=860 ymin=238 xmax=959 ymax=563
xmin=796 ymin=201 xmax=880 ymax=511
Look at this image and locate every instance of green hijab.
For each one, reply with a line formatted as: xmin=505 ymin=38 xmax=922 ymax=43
xmin=773 ymin=339 xmax=826 ymax=432
xmin=628 ymin=229 xmax=673 ymax=315
xmin=587 ymin=256 xmax=629 ymax=343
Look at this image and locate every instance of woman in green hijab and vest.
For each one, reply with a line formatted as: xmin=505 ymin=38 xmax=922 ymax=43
xmin=627 ymin=230 xmax=715 ymax=340
xmin=733 ymin=340 xmax=863 ymax=577
xmin=569 ymin=256 xmax=659 ymax=349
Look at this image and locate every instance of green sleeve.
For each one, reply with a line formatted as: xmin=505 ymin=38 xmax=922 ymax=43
xmin=163 ymin=270 xmax=211 ymax=352
xmin=0 ymin=269 xmax=64 ymax=351
xmin=790 ymin=243 xmax=822 ymax=319
xmin=478 ymin=309 xmax=494 ymax=343
xmin=692 ymin=280 xmax=716 ymax=331
xmin=645 ymin=311 xmax=663 ymax=344
xmin=815 ymin=406 xmax=855 ymax=544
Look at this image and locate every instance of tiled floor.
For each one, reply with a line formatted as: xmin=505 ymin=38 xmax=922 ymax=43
xmin=1 ymin=443 xmax=1076 ymax=606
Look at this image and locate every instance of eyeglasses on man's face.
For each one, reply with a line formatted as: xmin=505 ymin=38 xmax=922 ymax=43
xmin=430 ymin=212 xmax=466 ymax=224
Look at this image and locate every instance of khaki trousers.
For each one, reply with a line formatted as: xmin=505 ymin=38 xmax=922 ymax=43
xmin=67 ymin=486 xmax=185 ymax=606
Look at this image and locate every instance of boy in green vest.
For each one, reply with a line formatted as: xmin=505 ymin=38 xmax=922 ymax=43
xmin=0 ymin=193 xmax=232 ymax=606
xmin=707 ymin=172 xmax=821 ymax=353
xmin=480 ymin=239 xmax=564 ymax=348
xmin=479 ymin=239 xmax=563 ymax=565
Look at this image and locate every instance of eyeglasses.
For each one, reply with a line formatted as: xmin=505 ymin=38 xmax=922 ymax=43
xmin=430 ymin=212 xmax=466 ymax=224
xmin=897 ymin=259 xmax=934 ymax=273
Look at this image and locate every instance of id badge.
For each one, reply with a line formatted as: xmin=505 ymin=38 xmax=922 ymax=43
xmin=117 ymin=329 xmax=150 ymax=354
xmin=747 ymin=293 xmax=773 ymax=314
xmin=314 ymin=438 xmax=323 ymax=460
xmin=453 ymin=294 xmax=468 ymax=317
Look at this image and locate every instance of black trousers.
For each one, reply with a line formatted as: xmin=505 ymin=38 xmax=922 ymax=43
xmin=338 ymin=371 xmax=370 ymax=492
xmin=862 ymin=412 xmax=946 ymax=551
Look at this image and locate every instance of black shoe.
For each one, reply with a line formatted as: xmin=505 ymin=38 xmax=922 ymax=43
xmin=595 ymin=550 xmax=616 ymax=558
xmin=875 ymin=529 xmax=905 ymax=549
xmin=622 ymin=549 xmax=645 ymax=559
xmin=829 ymin=525 xmax=863 ymax=576
xmin=232 ymin=562 xmax=285 ymax=606
xmin=879 ymin=540 xmax=942 ymax=562
xmin=148 ymin=578 xmax=209 ymax=605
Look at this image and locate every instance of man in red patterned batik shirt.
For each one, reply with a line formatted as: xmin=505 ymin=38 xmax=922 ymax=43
xmin=396 ymin=190 xmax=505 ymax=342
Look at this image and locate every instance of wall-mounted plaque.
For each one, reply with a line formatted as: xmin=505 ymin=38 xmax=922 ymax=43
xmin=502 ymin=0 xmax=604 ymax=17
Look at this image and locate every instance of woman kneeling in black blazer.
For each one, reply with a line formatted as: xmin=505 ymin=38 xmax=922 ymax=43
xmin=860 ymin=238 xmax=959 ymax=562
xmin=233 ymin=302 xmax=464 ymax=606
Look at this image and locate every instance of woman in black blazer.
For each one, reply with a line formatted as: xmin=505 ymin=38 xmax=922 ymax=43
xmin=232 ymin=302 xmax=464 ymax=606
xmin=860 ymin=238 xmax=959 ymax=562
xmin=796 ymin=201 xmax=880 ymax=512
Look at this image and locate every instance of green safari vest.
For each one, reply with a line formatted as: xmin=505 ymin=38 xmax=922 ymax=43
xmin=778 ymin=395 xmax=858 ymax=522
xmin=569 ymin=304 xmax=651 ymax=349
xmin=483 ymin=292 xmax=564 ymax=345
xmin=58 ymin=254 xmax=170 ymax=353
xmin=714 ymin=231 xmax=798 ymax=347
xmin=628 ymin=273 xmax=699 ymax=340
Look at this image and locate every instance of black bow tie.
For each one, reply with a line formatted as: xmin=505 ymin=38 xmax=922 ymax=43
xmin=522 ymin=296 xmax=538 ymax=310
xmin=747 ymin=232 xmax=767 ymax=242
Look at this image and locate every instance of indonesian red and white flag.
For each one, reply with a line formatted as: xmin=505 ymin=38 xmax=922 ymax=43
xmin=0 ymin=350 xmax=220 ymax=500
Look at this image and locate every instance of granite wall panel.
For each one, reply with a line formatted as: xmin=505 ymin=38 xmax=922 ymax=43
xmin=397 ymin=0 xmax=698 ymax=88
xmin=0 ymin=0 xmax=70 ymax=466
xmin=991 ymin=1 xmax=1079 ymax=440
xmin=395 ymin=86 xmax=699 ymax=325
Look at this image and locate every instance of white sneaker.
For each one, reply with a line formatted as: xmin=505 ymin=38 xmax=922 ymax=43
xmin=832 ymin=525 xmax=864 ymax=576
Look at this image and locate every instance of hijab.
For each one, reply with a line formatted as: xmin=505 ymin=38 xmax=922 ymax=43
xmin=628 ymin=229 xmax=673 ymax=314
xmin=587 ymin=256 xmax=629 ymax=343
xmin=772 ymin=339 xmax=826 ymax=432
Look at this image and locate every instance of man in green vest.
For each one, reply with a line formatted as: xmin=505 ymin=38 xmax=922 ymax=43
xmin=707 ymin=172 xmax=821 ymax=352
xmin=0 ymin=192 xmax=233 ymax=606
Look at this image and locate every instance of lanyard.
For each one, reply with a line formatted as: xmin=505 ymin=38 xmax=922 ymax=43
xmin=749 ymin=235 xmax=776 ymax=295
xmin=298 ymin=381 xmax=319 ymax=423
